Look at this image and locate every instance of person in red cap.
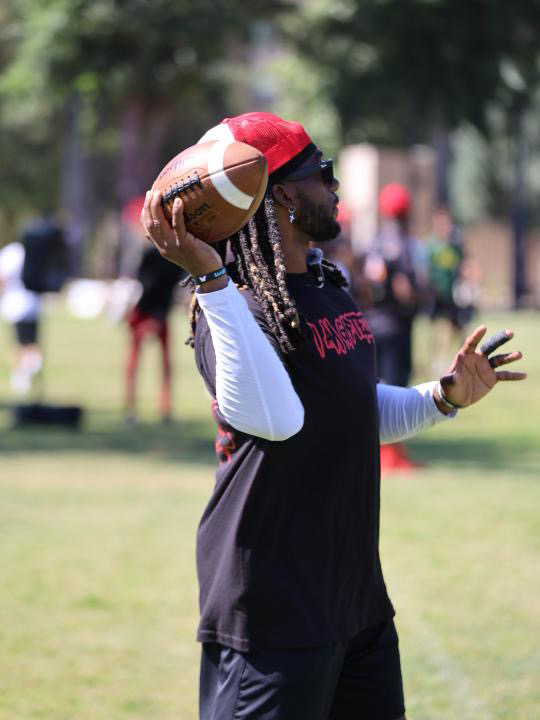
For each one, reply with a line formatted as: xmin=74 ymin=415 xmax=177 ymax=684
xmin=141 ymin=112 xmax=526 ymax=720
xmin=124 ymin=244 xmax=185 ymax=425
xmin=378 ymin=183 xmax=411 ymax=219
xmin=364 ymin=183 xmax=424 ymax=470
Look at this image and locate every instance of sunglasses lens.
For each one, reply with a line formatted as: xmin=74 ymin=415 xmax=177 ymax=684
xmin=321 ymin=161 xmax=334 ymax=185
xmin=284 ymin=159 xmax=334 ymax=184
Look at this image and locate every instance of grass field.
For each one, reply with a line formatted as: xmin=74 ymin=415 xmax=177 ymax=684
xmin=0 ymin=298 xmax=538 ymax=720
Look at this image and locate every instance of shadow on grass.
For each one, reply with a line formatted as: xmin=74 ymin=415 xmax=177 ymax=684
xmin=407 ymin=435 xmax=538 ymax=474
xmin=1 ymin=403 xmax=536 ymax=474
xmin=0 ymin=404 xmax=216 ymax=465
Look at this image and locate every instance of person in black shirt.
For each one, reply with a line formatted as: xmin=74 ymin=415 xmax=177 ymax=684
xmin=364 ymin=184 xmax=424 ymax=470
xmin=364 ymin=184 xmax=420 ymax=389
xmin=124 ymin=245 xmax=185 ymax=424
xmin=140 ymin=112 xmax=526 ymax=720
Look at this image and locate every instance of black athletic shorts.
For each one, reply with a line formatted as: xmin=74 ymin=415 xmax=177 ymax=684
xmin=200 ymin=619 xmax=405 ymax=720
xmin=15 ymin=320 xmax=38 ymax=346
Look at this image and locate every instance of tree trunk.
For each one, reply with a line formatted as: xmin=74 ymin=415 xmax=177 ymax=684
xmin=118 ymin=94 xmax=145 ymax=208
xmin=431 ymin=125 xmax=451 ymax=207
xmin=510 ymin=98 xmax=528 ymax=309
xmin=116 ymin=95 xmax=173 ymax=275
xmin=141 ymin=103 xmax=173 ymax=189
xmin=61 ymin=93 xmax=95 ymax=276
xmin=117 ymin=94 xmax=173 ymax=206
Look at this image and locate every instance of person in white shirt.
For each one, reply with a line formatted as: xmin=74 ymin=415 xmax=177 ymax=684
xmin=0 ymin=241 xmax=43 ymax=395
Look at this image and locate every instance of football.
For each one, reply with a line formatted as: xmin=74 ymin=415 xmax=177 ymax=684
xmin=152 ymin=140 xmax=268 ymax=244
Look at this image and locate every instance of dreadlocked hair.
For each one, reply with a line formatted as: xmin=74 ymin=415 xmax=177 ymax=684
xmin=186 ymin=194 xmax=348 ymax=353
xmin=231 ymin=195 xmax=303 ymax=352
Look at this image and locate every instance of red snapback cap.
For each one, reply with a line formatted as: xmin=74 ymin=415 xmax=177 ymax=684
xmin=379 ymin=183 xmax=411 ymax=218
xmin=198 ymin=111 xmax=314 ymax=179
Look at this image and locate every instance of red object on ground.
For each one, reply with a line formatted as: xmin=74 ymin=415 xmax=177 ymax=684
xmin=380 ymin=443 xmax=423 ymax=472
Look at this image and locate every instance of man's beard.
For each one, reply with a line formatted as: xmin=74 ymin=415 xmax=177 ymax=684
xmin=295 ymin=190 xmax=341 ymax=242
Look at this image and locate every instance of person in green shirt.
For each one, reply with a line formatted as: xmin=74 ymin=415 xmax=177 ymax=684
xmin=425 ymin=206 xmax=474 ymax=374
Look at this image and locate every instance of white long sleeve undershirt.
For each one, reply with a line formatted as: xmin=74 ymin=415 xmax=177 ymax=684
xmin=376 ymin=381 xmax=455 ymax=444
xmin=196 ymin=280 xmax=304 ymax=441
xmin=196 ymin=280 xmax=455 ymax=443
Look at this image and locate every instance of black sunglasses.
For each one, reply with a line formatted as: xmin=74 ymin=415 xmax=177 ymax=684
xmin=283 ymin=158 xmax=335 ymax=186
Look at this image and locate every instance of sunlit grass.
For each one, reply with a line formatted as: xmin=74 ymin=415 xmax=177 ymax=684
xmin=0 ymin=301 xmax=538 ymax=719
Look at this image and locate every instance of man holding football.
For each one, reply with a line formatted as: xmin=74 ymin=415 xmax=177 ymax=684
xmin=141 ymin=112 xmax=526 ymax=720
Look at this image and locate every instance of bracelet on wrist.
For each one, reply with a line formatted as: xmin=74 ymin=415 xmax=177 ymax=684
xmin=436 ymin=380 xmax=466 ymax=411
xmin=192 ymin=266 xmax=227 ymax=286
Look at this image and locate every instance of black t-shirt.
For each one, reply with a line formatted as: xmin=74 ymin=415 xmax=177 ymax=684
xmin=194 ymin=271 xmax=394 ymax=652
xmin=136 ymin=246 xmax=185 ymax=318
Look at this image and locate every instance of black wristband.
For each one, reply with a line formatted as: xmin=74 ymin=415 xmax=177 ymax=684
xmin=192 ymin=266 xmax=227 ymax=286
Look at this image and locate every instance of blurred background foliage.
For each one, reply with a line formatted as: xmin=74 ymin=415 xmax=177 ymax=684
xmin=1 ymin=7 xmax=538 ymax=717
xmin=1 ymin=0 xmax=540 ymax=257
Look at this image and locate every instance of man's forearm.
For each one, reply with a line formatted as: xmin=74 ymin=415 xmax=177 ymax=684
xmin=377 ymin=381 xmax=456 ymax=445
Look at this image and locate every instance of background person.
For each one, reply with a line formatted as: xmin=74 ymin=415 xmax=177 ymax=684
xmin=424 ymin=206 xmax=478 ymax=374
xmin=363 ymin=183 xmax=424 ymax=470
xmin=0 ymin=240 xmax=43 ymax=395
xmin=124 ymin=244 xmax=186 ymax=425
xmin=142 ymin=112 xmax=526 ymax=720
xmin=0 ymin=214 xmax=66 ymax=396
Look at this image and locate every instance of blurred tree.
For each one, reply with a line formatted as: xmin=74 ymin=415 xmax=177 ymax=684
xmin=0 ymin=2 xmax=62 ymax=227
xmin=0 ymin=0 xmax=288 ymax=252
xmin=284 ymin=0 xmax=540 ymax=305
xmin=287 ymin=0 xmax=539 ymax=145
xmin=2 ymin=0 xmax=539 ymax=299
